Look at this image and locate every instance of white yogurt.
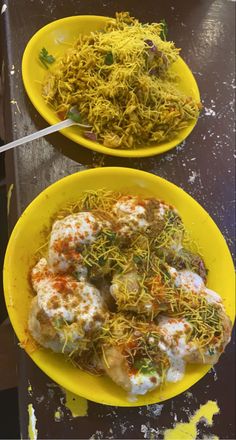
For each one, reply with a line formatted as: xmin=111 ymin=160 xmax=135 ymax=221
xmin=157 ymin=316 xmax=192 ymax=383
xmin=166 ymin=355 xmax=186 ymax=383
xmin=170 ymin=268 xmax=205 ymax=293
xmin=113 ymin=197 xmax=149 ymax=235
xmin=129 ymin=372 xmax=161 ymax=395
xmin=31 ymin=258 xmax=104 ymax=333
xmin=48 ymin=212 xmax=107 ymax=273
xmin=204 ymin=288 xmax=222 ymax=305
xmin=168 ymin=267 xmax=223 ymax=307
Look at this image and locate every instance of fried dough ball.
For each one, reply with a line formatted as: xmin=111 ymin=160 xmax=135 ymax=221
xmin=157 ymin=309 xmax=232 ymax=366
xmin=103 ymin=346 xmax=161 ymax=395
xmin=29 ymin=258 xmax=107 ymax=354
xmin=48 ymin=212 xmax=111 ymax=276
xmin=112 ymin=195 xmax=181 ymax=239
xmin=99 ymin=313 xmax=169 ymax=395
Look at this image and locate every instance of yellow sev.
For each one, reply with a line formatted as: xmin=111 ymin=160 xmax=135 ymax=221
xmin=163 ymin=288 xmax=225 ymax=351
xmin=42 ymin=12 xmax=201 ymax=149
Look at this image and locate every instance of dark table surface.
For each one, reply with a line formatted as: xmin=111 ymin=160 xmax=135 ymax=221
xmin=1 ymin=0 xmax=235 ymax=438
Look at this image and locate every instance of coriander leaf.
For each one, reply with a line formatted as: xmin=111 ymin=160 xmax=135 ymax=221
xmin=160 ymin=19 xmax=168 ymax=41
xmin=105 ymin=52 xmax=114 ymax=65
xmin=208 ymin=347 xmax=215 ymax=356
xmin=104 ymin=231 xmax=117 ymax=243
xmin=133 ymin=255 xmax=143 ymax=264
xmin=39 ymin=47 xmax=55 ymax=69
xmin=67 ymin=106 xmax=82 ymax=123
xmin=134 ymin=358 xmax=157 ymax=375
xmin=98 ymin=256 xmax=106 ymax=266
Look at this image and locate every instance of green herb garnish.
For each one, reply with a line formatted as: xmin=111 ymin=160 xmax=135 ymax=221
xmin=39 ymin=47 xmax=55 ymax=69
xmin=105 ymin=52 xmax=114 ymax=65
xmin=67 ymin=106 xmax=82 ymax=123
xmin=104 ymin=231 xmax=117 ymax=243
xmin=98 ymin=256 xmax=106 ymax=266
xmin=134 ymin=358 xmax=157 ymax=375
xmin=133 ymin=255 xmax=143 ymax=264
xmin=208 ymin=347 xmax=215 ymax=356
xmin=160 ymin=19 xmax=168 ymax=41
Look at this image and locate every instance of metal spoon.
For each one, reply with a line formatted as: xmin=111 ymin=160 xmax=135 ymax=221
xmin=0 ymin=118 xmax=92 ymax=154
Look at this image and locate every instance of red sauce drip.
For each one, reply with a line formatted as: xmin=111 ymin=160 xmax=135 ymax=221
xmin=150 ymin=376 xmax=157 ymax=384
xmin=52 ymin=279 xmax=75 ymax=297
xmin=57 ymin=110 xmax=67 ymax=120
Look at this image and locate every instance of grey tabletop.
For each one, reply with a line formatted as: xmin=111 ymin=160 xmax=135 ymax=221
xmin=1 ymin=0 xmax=235 ymax=438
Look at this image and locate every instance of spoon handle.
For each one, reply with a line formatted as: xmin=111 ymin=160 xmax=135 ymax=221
xmin=0 ymin=118 xmax=75 ymax=154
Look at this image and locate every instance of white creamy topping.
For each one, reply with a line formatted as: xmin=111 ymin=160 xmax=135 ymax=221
xmin=48 ymin=212 xmax=104 ymax=273
xmin=158 ymin=202 xmax=168 ymax=218
xmin=166 ymin=355 xmax=186 ymax=383
xmin=39 ymin=281 xmax=102 ymax=324
xmin=170 ymin=269 xmax=205 ymax=293
xmin=31 ymin=258 xmax=49 ymax=291
xmin=117 ymin=201 xmax=146 ymax=216
xmin=31 ymin=259 xmax=104 ymax=333
xmin=51 ymin=212 xmax=100 ymax=245
xmin=113 ymin=197 xmax=149 ymax=235
xmin=169 ymin=267 xmax=223 ymax=306
xmin=168 ymin=266 xmax=178 ymax=278
xmin=158 ymin=316 xmax=191 ymax=357
xmin=129 ymin=372 xmax=161 ymax=395
xmin=204 ymin=288 xmax=222 ymax=304
xmin=158 ymin=316 xmax=192 ymax=382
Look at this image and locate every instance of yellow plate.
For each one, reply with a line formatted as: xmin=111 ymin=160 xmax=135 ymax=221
xmin=22 ymin=15 xmax=200 ymax=158
xmin=3 ymin=168 xmax=235 ymax=406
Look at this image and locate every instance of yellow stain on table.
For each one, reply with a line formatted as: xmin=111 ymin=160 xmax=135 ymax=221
xmin=164 ymin=400 xmax=220 ymax=440
xmin=7 ymin=183 xmax=14 ymax=216
xmin=54 ymin=406 xmax=64 ymax=422
xmin=27 ymin=382 xmax=33 ymax=397
xmin=63 ymin=388 xmax=88 ymax=417
xmin=28 ymin=403 xmax=38 ymax=440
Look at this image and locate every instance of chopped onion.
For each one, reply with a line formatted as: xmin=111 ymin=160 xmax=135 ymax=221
xmin=144 ymin=39 xmax=157 ymax=53
xmin=149 ymin=68 xmax=158 ymax=76
xmin=84 ymin=131 xmax=97 ymax=141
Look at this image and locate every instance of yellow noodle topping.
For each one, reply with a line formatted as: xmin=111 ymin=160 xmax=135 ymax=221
xmin=42 ymin=12 xmax=201 ymax=149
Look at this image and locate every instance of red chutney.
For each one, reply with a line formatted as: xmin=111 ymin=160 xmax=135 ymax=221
xmin=53 ymin=236 xmax=73 ymax=254
xmin=31 ymin=265 xmax=53 ymax=284
xmin=150 ymin=376 xmax=157 ymax=383
xmin=52 ymin=278 xmax=78 ymax=298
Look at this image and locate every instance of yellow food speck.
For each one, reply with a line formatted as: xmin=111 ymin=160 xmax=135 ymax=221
xmin=63 ymin=388 xmax=88 ymax=417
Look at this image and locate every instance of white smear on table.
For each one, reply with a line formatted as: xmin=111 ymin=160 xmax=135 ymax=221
xmin=204 ymin=107 xmax=216 ymax=116
xmin=212 ymin=367 xmax=218 ymax=381
xmin=10 ymin=99 xmax=21 ymax=114
xmin=35 ymin=396 xmax=44 ymax=404
xmin=188 ymin=171 xmax=199 ymax=184
xmin=138 ymin=403 xmax=164 ymax=418
xmin=10 ymin=64 xmax=15 ymax=75
xmin=141 ymin=423 xmax=160 ymax=439
xmin=28 ymin=403 xmax=38 ymax=440
xmin=1 ymin=4 xmax=7 ymax=14
xmin=120 ymin=422 xmax=128 ymax=434
xmin=89 ymin=430 xmax=104 ymax=439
